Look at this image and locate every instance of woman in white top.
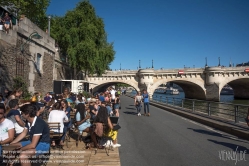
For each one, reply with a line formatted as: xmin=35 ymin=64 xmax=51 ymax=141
xmin=48 ymin=102 xmax=68 ymax=147
xmin=134 ymin=91 xmax=143 ymax=116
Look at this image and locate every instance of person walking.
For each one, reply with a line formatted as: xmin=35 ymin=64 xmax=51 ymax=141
xmin=142 ymin=89 xmax=150 ymax=116
xmin=134 ymin=91 xmax=143 ymax=116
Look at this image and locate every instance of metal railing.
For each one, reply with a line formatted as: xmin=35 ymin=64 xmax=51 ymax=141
xmin=151 ymin=95 xmax=249 ymax=124
xmin=128 ymin=92 xmax=248 ymax=124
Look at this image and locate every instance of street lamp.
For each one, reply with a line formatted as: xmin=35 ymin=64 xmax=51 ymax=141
xmin=139 ymin=60 xmax=141 ymax=69
xmin=152 ymin=59 xmax=154 ymax=68
xmin=205 ymin=57 xmax=208 ymax=67
xmin=218 ymin=57 xmax=221 ymax=67
xmin=20 ymin=32 xmax=43 ymax=53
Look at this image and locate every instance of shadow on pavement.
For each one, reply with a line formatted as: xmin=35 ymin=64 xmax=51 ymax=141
xmin=187 ymin=128 xmax=248 ymax=144
xmin=123 ymin=111 xmax=137 ymax=115
xmin=208 ymin=139 xmax=249 ymax=152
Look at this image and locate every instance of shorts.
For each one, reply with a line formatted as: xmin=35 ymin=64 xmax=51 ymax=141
xmin=20 ymin=141 xmax=50 ymax=155
xmin=104 ymin=130 xmax=118 ymax=141
xmin=78 ymin=122 xmax=91 ymax=134
xmin=114 ymin=104 xmax=119 ymax=109
xmin=5 ymin=21 xmax=10 ymax=25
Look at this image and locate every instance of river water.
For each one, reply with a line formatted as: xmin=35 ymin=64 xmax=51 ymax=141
xmin=152 ymin=92 xmax=249 ymax=105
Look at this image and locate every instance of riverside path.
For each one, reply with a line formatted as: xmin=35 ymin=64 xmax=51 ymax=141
xmin=118 ymin=95 xmax=249 ymax=166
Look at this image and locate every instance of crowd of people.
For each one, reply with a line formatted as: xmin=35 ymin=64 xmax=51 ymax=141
xmin=0 ymin=86 xmax=122 ymax=165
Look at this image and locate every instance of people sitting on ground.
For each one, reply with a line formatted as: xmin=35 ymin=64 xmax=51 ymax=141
xmin=0 ymin=103 xmax=15 ymax=157
xmin=48 ymin=102 xmax=68 ymax=147
xmin=3 ymin=13 xmax=12 ymax=34
xmin=90 ymin=106 xmax=121 ymax=148
xmin=6 ymin=99 xmax=25 ymax=136
xmin=75 ymin=103 xmax=91 ymax=135
xmin=10 ymin=104 xmax=50 ymax=166
xmin=60 ymin=99 xmax=72 ymax=144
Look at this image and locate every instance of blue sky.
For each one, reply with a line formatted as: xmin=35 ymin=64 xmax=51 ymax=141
xmin=47 ymin=0 xmax=249 ymax=70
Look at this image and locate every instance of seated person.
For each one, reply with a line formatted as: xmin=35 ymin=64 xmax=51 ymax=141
xmin=10 ymin=104 xmax=50 ymax=165
xmin=0 ymin=103 xmax=15 ymax=156
xmin=48 ymin=102 xmax=68 ymax=147
xmin=90 ymin=106 xmax=120 ymax=148
xmin=75 ymin=103 xmax=91 ymax=134
xmin=89 ymin=101 xmax=98 ymax=121
xmin=6 ymin=99 xmax=25 ymax=136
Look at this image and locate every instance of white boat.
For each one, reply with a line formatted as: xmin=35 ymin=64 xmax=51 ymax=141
xmin=165 ymin=87 xmax=179 ymax=95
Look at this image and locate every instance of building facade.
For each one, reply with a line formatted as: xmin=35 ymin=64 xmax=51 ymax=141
xmin=0 ymin=16 xmax=74 ymax=95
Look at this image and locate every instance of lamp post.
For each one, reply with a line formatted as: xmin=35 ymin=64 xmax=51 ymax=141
xmin=152 ymin=59 xmax=154 ymax=68
xmin=48 ymin=15 xmax=51 ymax=36
xmin=120 ymin=63 xmax=121 ymax=70
xmin=218 ymin=57 xmax=221 ymax=67
xmin=20 ymin=32 xmax=43 ymax=53
xmin=139 ymin=60 xmax=141 ymax=69
xmin=205 ymin=57 xmax=208 ymax=67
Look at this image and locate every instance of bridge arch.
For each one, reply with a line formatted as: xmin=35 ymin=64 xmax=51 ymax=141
xmin=91 ymin=80 xmax=140 ymax=94
xmin=219 ymin=77 xmax=249 ymax=99
xmin=151 ymin=78 xmax=206 ymax=100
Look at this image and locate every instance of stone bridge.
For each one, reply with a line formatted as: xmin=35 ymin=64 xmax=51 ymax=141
xmin=88 ymin=67 xmax=249 ymax=101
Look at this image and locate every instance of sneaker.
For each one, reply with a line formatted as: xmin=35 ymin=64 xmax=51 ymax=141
xmin=147 ymin=113 xmax=150 ymax=116
xmin=103 ymin=140 xmax=113 ymax=147
xmin=139 ymin=113 xmax=141 ymax=116
xmin=112 ymin=144 xmax=121 ymax=148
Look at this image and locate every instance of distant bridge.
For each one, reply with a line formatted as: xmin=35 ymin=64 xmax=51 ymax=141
xmin=88 ymin=67 xmax=249 ymax=101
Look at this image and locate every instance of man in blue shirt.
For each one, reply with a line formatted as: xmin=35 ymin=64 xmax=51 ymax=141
xmin=10 ymin=104 xmax=50 ymax=165
xmin=142 ymin=90 xmax=150 ymax=116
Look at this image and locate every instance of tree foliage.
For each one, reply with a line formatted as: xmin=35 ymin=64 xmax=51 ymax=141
xmin=50 ymin=0 xmax=115 ymax=76
xmin=0 ymin=0 xmax=50 ymax=30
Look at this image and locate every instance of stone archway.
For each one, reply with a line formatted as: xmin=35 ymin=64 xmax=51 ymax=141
xmin=219 ymin=78 xmax=249 ymax=99
xmin=150 ymin=78 xmax=206 ymax=100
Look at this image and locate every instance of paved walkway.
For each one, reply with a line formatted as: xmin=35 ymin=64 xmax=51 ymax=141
xmin=45 ymin=134 xmax=121 ymax=166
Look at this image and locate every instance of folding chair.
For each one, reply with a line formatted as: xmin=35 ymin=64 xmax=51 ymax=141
xmin=47 ymin=122 xmax=61 ymax=152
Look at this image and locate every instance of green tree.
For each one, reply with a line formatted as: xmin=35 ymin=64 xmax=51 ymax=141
xmin=0 ymin=0 xmax=50 ymax=30
xmin=12 ymin=76 xmax=32 ymax=99
xmin=50 ymin=0 xmax=115 ymax=77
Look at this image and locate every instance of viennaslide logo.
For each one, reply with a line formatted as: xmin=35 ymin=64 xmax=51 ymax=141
xmin=218 ymin=146 xmax=247 ymax=165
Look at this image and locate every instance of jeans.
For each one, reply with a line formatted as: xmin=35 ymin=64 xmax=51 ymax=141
xmin=144 ymin=102 xmax=150 ymax=114
xmin=61 ymin=120 xmax=72 ymax=141
xmin=136 ymin=103 xmax=142 ymax=113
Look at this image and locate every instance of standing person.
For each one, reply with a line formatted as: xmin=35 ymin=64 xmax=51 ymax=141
xmin=0 ymin=103 xmax=15 ymax=157
xmin=3 ymin=13 xmax=12 ymax=34
xmin=10 ymin=104 xmax=50 ymax=166
xmin=134 ymin=91 xmax=143 ymax=116
xmin=142 ymin=90 xmax=150 ymax=116
xmin=114 ymin=94 xmax=120 ymax=117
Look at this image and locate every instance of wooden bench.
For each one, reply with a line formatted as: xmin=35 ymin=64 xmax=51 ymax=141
xmin=1 ymin=144 xmax=21 ymax=165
